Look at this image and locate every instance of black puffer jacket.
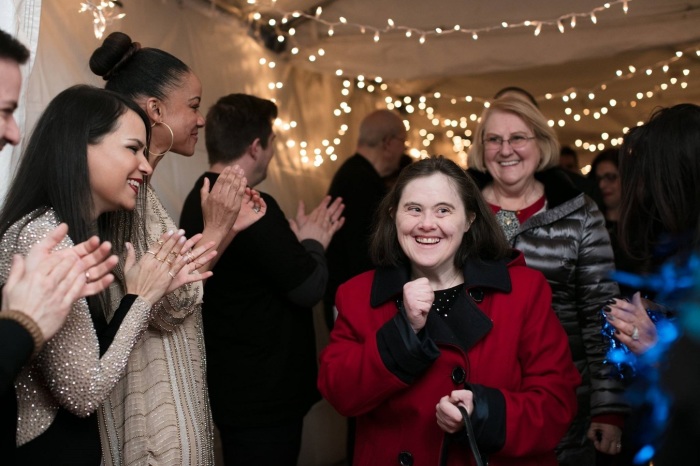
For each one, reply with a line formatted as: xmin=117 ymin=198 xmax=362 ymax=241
xmin=469 ymin=168 xmax=628 ymax=466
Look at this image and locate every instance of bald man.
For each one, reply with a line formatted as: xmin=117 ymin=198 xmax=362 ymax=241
xmin=324 ymin=110 xmax=407 ymax=329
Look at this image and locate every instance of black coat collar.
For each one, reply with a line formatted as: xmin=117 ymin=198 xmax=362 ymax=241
xmin=370 ymin=256 xmax=515 ymax=353
xmin=467 ymin=167 xmax=581 ymax=209
xmin=370 ymin=256 xmax=513 ymax=307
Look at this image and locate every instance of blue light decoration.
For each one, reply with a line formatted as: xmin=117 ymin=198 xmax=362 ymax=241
xmin=601 ymin=254 xmax=699 ymax=464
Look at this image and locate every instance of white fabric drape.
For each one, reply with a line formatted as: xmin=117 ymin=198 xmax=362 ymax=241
xmin=0 ymin=0 xmax=42 ymax=202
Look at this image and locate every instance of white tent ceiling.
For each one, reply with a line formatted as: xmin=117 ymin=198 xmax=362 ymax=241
xmin=211 ymin=0 xmax=700 ymax=166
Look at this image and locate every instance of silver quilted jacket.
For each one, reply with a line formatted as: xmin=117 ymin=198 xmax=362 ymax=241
xmin=470 ymin=168 xmax=629 ymax=466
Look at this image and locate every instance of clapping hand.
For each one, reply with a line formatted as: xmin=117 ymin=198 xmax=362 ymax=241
xmin=124 ymin=230 xmax=216 ymax=304
xmin=288 ymin=195 xmax=345 ymax=249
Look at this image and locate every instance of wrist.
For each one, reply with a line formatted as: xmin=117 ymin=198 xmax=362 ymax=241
xmin=0 ymin=310 xmax=45 ymax=357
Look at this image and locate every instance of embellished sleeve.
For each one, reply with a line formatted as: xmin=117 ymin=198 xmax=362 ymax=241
xmin=38 ymin=295 xmax=152 ymax=416
xmin=0 ymin=212 xmax=153 ymax=418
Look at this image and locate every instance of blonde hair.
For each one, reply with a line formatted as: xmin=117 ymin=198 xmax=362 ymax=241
xmin=468 ymin=96 xmax=560 ymax=173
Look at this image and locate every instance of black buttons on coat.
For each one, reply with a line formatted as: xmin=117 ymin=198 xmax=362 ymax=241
xmin=469 ymin=288 xmax=484 ymax=303
xmin=451 ymin=366 xmax=466 ymax=385
xmin=398 ymin=451 xmax=414 ymax=466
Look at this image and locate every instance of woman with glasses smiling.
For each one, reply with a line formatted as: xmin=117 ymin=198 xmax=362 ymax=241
xmin=467 ymin=95 xmax=627 ymax=466
xmin=590 ymin=149 xmax=645 ymax=292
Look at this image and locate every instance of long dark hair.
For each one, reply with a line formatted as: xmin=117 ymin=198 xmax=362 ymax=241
xmin=370 ymin=156 xmax=511 ymax=268
xmin=90 ymin=31 xmax=190 ymax=102
xmin=0 ymin=85 xmax=151 ymax=318
xmin=618 ymin=103 xmax=700 ymax=266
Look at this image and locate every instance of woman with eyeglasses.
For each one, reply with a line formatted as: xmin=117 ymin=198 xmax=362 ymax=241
xmin=590 ymin=150 xmax=646 ymax=294
xmin=467 ymin=95 xmax=626 ymax=466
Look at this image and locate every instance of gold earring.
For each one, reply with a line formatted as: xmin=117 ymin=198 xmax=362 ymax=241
xmin=149 ymin=121 xmax=174 ymax=157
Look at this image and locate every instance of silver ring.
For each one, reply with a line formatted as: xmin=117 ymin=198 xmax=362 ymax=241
xmin=253 ymin=205 xmax=260 ymax=214
xmin=631 ymin=326 xmax=640 ymax=341
xmin=616 ymin=441 xmax=622 ymax=450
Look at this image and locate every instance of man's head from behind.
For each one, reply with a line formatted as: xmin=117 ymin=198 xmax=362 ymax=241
xmin=0 ymin=29 xmax=29 ymax=151
xmin=206 ymin=93 xmax=278 ymax=187
xmin=357 ymin=109 xmax=406 ymax=172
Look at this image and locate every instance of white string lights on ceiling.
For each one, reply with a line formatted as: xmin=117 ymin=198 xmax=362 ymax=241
xmin=244 ymin=0 xmax=632 ymax=63
xmin=244 ymin=0 xmax=696 ymax=168
xmin=79 ymin=1 xmax=125 ymax=39
xmin=258 ymin=41 xmax=698 ymax=167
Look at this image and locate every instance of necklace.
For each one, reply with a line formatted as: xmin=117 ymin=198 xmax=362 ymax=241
xmin=489 ymin=181 xmax=542 ymax=214
xmin=489 ymin=182 xmax=542 ymax=242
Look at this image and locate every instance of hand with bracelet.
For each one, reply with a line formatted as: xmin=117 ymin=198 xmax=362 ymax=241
xmin=124 ymin=229 xmax=216 ymax=305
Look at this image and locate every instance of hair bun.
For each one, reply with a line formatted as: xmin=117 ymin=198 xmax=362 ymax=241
xmin=89 ymin=32 xmax=141 ymax=81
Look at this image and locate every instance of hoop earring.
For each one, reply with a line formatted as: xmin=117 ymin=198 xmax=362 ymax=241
xmin=148 ymin=121 xmax=174 ymax=157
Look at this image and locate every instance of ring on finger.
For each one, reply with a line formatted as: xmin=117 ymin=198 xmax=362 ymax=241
xmin=631 ymin=326 xmax=640 ymax=341
xmin=165 ymin=258 xmax=174 ymax=265
xmin=157 ymin=240 xmax=164 ymax=246
xmin=253 ymin=205 xmax=260 ymax=214
xmin=168 ymin=271 xmax=176 ymax=279
xmin=155 ymin=256 xmax=166 ymax=262
xmin=146 ymin=250 xmax=157 ymax=256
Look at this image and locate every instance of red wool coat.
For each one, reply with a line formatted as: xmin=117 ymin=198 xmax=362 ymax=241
xmin=318 ymin=252 xmax=580 ymax=466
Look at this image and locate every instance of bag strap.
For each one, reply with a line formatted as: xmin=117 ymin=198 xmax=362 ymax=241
xmin=457 ymin=405 xmax=485 ymax=466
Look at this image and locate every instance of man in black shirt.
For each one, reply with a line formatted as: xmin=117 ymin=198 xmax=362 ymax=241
xmin=324 ymin=109 xmax=407 ymax=330
xmin=180 ymin=94 xmax=343 ymax=466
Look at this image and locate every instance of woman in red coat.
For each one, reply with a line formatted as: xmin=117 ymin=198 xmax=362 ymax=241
xmin=318 ymin=156 xmax=580 ymax=466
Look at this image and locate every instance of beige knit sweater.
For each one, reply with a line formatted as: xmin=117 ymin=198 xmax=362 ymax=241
xmin=99 ymin=186 xmax=215 ymax=466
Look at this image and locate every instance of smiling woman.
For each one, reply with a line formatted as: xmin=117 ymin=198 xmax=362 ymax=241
xmin=468 ymin=95 xmax=626 ymax=465
xmin=0 ymin=85 xmax=215 ymax=465
xmin=89 ymin=32 xmax=265 ymax=465
xmin=87 ymin=109 xmax=151 ymax=215
xmin=319 ymin=156 xmax=580 ymax=466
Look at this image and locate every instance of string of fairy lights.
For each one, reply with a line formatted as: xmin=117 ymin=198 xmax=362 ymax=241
xmin=260 ymin=41 xmax=699 ymax=169
xmin=79 ymin=1 xmax=125 ymax=40
xmin=244 ymin=0 xmax=632 ymax=58
xmin=74 ymin=0 xmax=698 ymax=170
xmin=239 ymin=0 xmax=695 ymax=168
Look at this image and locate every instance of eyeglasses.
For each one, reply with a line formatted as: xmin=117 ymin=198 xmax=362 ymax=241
xmin=483 ymin=135 xmax=536 ymax=150
xmin=596 ymin=173 xmax=619 ymax=183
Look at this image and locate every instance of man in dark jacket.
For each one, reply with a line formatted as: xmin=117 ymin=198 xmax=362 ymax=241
xmin=180 ymin=93 xmax=343 ymax=466
xmin=324 ymin=109 xmax=407 ymax=330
